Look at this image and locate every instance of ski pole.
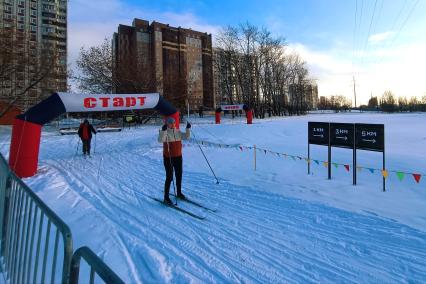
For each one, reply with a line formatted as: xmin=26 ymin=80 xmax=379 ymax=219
xmin=188 ymin=123 xmax=220 ymax=184
xmin=75 ymin=138 xmax=80 ymax=156
xmin=94 ymin=133 xmax=97 ymax=155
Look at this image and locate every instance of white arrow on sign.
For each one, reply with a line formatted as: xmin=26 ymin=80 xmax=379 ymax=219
xmin=313 ymin=134 xmax=324 ymax=138
xmin=362 ymin=139 xmax=376 ymax=143
xmin=336 ymin=136 xmax=348 ymax=141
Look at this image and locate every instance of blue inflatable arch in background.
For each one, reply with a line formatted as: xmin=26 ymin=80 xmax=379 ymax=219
xmin=9 ymin=92 xmax=179 ymax=177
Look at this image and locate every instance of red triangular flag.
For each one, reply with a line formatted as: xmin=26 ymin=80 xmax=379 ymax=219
xmin=413 ymin=174 xmax=421 ymax=183
xmin=344 ymin=165 xmax=350 ymax=172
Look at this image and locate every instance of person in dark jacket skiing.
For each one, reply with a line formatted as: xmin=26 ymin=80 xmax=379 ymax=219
xmin=78 ymin=119 xmax=97 ymax=156
xmin=158 ymin=117 xmax=191 ymax=204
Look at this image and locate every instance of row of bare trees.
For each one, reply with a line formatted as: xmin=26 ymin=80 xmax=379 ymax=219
xmin=365 ymin=91 xmax=426 ymax=112
xmin=317 ymin=95 xmax=352 ymax=111
xmin=214 ymin=23 xmax=315 ymax=118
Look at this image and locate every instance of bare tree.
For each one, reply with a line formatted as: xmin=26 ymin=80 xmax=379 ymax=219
xmin=74 ymin=38 xmax=115 ymax=94
xmin=214 ymin=23 xmax=313 ymax=118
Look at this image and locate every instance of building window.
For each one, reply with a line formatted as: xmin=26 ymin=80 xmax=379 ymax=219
xmin=30 ymin=25 xmax=37 ymax=32
xmin=18 ymin=0 xmax=25 ymax=7
xmin=18 ymin=8 xmax=25 ymax=15
xmin=18 ymin=16 xmax=25 ymax=23
xmin=18 ymin=24 xmax=25 ymax=30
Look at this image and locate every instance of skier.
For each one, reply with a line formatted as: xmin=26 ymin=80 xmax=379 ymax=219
xmin=78 ymin=119 xmax=97 ymax=156
xmin=158 ymin=117 xmax=191 ymax=204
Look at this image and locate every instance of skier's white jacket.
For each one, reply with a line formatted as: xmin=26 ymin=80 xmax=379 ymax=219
xmin=158 ymin=128 xmax=190 ymax=157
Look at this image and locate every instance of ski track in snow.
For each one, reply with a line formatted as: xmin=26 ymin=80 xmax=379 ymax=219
xmin=4 ymin=115 xmax=426 ymax=283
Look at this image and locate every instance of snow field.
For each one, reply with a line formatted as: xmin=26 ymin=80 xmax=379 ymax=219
xmin=0 ymin=112 xmax=425 ymax=283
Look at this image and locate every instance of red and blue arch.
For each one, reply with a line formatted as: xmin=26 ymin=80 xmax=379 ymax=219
xmin=9 ymin=92 xmax=179 ymax=178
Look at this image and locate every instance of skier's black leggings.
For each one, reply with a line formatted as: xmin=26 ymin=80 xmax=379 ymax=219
xmin=163 ymin=156 xmax=182 ymax=197
xmin=82 ymin=139 xmax=91 ymax=155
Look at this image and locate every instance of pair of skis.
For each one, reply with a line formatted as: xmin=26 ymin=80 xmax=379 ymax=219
xmin=148 ymin=195 xmax=216 ymax=220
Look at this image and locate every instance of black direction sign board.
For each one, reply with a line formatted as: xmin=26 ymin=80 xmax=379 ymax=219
xmin=308 ymin=122 xmax=329 ymax=145
xmin=355 ymin=123 xmax=384 ymax=152
xmin=330 ymin=123 xmax=354 ymax=148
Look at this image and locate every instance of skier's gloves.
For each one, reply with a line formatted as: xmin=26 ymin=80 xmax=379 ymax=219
xmin=162 ymin=124 xmax=167 ymax=131
xmin=186 ymin=122 xmax=191 ymax=129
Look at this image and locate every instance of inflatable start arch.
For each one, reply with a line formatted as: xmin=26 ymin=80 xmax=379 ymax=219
xmin=9 ymin=92 xmax=179 ymax=178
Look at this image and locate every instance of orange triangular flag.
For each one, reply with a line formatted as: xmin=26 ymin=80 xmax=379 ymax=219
xmin=344 ymin=165 xmax=350 ymax=172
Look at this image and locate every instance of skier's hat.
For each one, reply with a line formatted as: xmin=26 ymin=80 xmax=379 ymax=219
xmin=166 ymin=117 xmax=175 ymax=124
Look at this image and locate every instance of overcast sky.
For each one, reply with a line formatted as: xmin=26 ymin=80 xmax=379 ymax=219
xmin=68 ymin=0 xmax=426 ymax=105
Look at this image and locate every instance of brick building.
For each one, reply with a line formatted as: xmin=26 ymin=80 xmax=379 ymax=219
xmin=112 ymin=18 xmax=214 ymax=111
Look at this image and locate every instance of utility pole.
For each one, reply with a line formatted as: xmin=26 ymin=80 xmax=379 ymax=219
xmin=353 ymin=76 xmax=357 ymax=108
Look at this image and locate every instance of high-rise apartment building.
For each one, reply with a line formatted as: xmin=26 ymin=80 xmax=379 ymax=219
xmin=0 ymin=0 xmax=67 ymax=115
xmin=113 ymin=18 xmax=214 ymax=111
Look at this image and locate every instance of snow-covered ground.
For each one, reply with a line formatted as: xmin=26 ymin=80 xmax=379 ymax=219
xmin=1 ymin=112 xmax=426 ymax=283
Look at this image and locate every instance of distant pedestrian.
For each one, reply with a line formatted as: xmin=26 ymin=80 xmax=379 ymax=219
xmin=158 ymin=117 xmax=191 ymax=204
xmin=198 ymin=105 xmax=204 ymax=118
xmin=78 ymin=119 xmax=96 ymax=156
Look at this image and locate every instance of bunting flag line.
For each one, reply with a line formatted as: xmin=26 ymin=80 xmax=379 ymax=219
xmin=189 ymin=139 xmax=425 ymax=185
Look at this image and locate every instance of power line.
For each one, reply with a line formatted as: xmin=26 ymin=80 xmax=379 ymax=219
xmin=363 ymin=0 xmax=378 ymax=54
xmin=351 ymin=0 xmax=358 ymax=75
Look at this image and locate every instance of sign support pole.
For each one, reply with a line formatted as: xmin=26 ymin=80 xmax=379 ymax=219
xmin=383 ymin=126 xmax=386 ymax=192
xmin=353 ymin=128 xmax=356 ymax=185
xmin=354 ymin=149 xmax=357 ymax=185
xmin=328 ymin=145 xmax=331 ymax=180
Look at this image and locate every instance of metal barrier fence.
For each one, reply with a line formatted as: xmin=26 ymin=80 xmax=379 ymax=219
xmin=71 ymin=246 xmax=125 ymax=284
xmin=0 ymin=153 xmax=125 ymax=284
xmin=0 ymin=153 xmax=73 ymax=283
